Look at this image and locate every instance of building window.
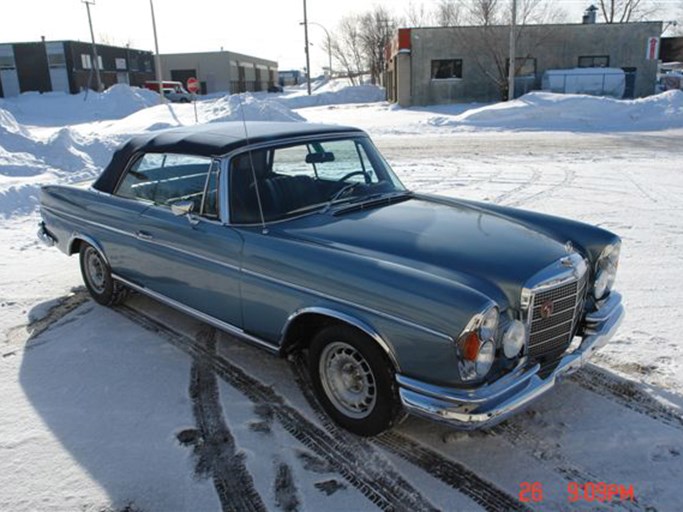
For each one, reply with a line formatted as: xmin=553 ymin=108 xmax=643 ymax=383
xmin=431 ymin=59 xmax=463 ymax=79
xmin=0 ymin=55 xmax=15 ymax=70
xmin=578 ymin=55 xmax=610 ymax=68
xmin=510 ymin=57 xmax=536 ymax=77
xmin=115 ymin=58 xmax=127 ymax=70
xmin=81 ymin=54 xmax=103 ymax=70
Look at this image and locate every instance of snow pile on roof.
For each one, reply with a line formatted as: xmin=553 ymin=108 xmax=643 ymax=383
xmin=205 ymin=93 xmax=305 ymax=123
xmin=427 ymin=91 xmax=683 ymax=132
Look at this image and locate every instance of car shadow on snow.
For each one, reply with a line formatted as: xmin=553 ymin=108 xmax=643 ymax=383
xmin=17 ymin=295 xmax=220 ymax=512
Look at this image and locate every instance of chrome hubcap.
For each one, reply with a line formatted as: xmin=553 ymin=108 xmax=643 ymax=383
xmin=84 ymin=247 xmax=106 ymax=294
xmin=319 ymin=341 xmax=376 ymax=419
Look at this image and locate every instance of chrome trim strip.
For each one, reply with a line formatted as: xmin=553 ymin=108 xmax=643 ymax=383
xmin=112 ymin=273 xmax=280 ymax=354
xmin=397 ymin=292 xmax=624 ymax=429
xmin=281 ymin=306 xmax=401 ymax=371
xmin=42 ymin=205 xmax=132 ymax=239
xmin=241 ymin=267 xmax=453 ymax=342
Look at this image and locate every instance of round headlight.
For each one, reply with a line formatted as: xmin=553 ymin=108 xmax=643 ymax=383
xmin=593 ymin=242 xmax=620 ymax=300
xmin=479 ymin=307 xmax=499 ymax=342
xmin=593 ymin=270 xmax=610 ymax=299
xmin=503 ymin=320 xmax=527 ymax=358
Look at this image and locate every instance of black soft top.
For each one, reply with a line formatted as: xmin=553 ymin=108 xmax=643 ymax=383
xmin=93 ymin=121 xmax=365 ymax=194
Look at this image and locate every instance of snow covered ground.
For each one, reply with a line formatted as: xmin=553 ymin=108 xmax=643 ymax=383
xmin=1 ymin=84 xmax=683 ymax=511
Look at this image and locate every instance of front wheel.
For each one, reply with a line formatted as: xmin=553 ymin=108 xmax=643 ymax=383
xmin=308 ymin=324 xmax=401 ymax=436
xmin=79 ymin=243 xmax=127 ymax=306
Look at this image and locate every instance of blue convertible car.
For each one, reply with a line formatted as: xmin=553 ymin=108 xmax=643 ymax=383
xmin=39 ymin=122 xmax=624 ymax=436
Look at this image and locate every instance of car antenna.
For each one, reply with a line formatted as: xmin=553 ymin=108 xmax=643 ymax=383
xmin=236 ymin=94 xmax=268 ymax=234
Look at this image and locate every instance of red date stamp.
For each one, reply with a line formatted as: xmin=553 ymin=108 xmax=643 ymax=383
xmin=519 ymin=482 xmax=635 ymax=503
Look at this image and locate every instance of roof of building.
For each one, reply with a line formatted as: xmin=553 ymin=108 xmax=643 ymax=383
xmin=93 ymin=122 xmax=365 ymax=193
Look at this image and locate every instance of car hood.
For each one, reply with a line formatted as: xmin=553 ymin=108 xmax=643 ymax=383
xmin=277 ymin=196 xmax=570 ymax=309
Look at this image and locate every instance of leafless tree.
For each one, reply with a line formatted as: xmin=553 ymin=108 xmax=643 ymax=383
xmin=328 ymin=6 xmax=398 ymax=86
xmin=458 ymin=0 xmax=566 ymax=99
xmin=465 ymin=0 xmax=503 ymax=25
xmin=358 ymin=6 xmax=400 ymax=85
xmin=405 ymin=2 xmax=435 ymax=26
xmin=597 ymin=0 xmax=659 ymax=23
xmin=436 ymin=0 xmax=463 ymax=26
xmin=327 ymin=16 xmax=366 ymax=86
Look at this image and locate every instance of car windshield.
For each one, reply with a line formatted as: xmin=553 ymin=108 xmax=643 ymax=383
xmin=230 ymin=136 xmax=408 ymax=224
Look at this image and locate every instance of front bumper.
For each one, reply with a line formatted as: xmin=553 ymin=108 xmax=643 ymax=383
xmin=397 ymin=292 xmax=624 ymax=429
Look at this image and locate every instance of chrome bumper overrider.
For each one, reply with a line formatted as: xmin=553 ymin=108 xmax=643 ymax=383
xmin=37 ymin=221 xmax=56 ymax=247
xmin=397 ymin=292 xmax=624 ymax=429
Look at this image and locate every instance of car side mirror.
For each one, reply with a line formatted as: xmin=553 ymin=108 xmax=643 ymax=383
xmin=171 ymin=200 xmax=194 ymax=217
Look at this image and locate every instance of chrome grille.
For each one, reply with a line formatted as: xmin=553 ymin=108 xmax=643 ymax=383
xmin=527 ymin=272 xmax=588 ymax=376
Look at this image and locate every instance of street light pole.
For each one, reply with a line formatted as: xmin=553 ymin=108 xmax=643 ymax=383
xmin=307 ymin=22 xmax=332 ymax=78
xmin=302 ymin=0 xmax=311 ymax=95
xmin=507 ymin=0 xmax=517 ymax=101
xmin=149 ymin=0 xmax=165 ymax=104
xmin=82 ymin=0 xmax=102 ymax=92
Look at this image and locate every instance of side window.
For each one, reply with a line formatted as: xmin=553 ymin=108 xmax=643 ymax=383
xmin=116 ymin=153 xmax=214 ymax=216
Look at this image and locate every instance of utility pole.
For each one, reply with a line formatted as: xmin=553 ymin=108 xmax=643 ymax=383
xmin=82 ymin=0 xmax=102 ymax=92
xmin=507 ymin=0 xmax=517 ymax=101
xmin=302 ymin=0 xmax=311 ymax=95
xmin=150 ymin=0 xmax=165 ymax=104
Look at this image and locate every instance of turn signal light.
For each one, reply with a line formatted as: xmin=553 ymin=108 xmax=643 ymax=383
xmin=460 ymin=331 xmax=481 ymax=361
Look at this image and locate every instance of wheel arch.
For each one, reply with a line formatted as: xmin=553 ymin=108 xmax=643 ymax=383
xmin=279 ymin=307 xmax=401 ymax=372
xmin=68 ymin=234 xmax=110 ymax=266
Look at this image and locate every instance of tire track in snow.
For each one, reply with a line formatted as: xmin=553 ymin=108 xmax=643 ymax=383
xmin=507 ymin=166 xmax=576 ymax=208
xmin=188 ymin=327 xmax=267 ymax=512
xmin=289 ymin=355 xmax=530 ymax=512
xmin=491 ymin=167 xmax=542 ymax=206
xmin=116 ymin=304 xmax=437 ymax=512
xmin=571 ymin=365 xmax=683 ymax=433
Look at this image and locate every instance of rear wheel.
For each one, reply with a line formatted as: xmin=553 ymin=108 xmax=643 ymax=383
xmin=79 ymin=243 xmax=127 ymax=306
xmin=309 ymin=324 xmax=400 ymax=436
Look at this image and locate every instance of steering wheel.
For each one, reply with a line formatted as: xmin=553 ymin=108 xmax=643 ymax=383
xmin=337 ymin=170 xmax=370 ymax=183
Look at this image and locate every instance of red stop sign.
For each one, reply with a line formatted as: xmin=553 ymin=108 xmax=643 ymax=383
xmin=187 ymin=77 xmax=200 ymax=94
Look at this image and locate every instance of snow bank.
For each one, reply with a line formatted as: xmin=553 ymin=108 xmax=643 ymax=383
xmin=280 ymin=85 xmax=385 ymax=109
xmin=427 ymin=90 xmax=683 ymax=132
xmin=205 ymin=94 xmax=305 ymax=123
xmin=1 ymin=85 xmax=159 ymax=126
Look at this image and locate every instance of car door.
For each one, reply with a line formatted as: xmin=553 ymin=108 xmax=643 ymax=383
xmin=115 ymin=153 xmax=244 ymax=327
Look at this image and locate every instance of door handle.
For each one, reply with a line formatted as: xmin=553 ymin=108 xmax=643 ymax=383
xmin=136 ymin=230 xmax=154 ymax=241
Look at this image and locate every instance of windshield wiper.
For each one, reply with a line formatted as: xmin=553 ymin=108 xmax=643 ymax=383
xmin=348 ymin=190 xmax=413 ymax=205
xmin=321 ymin=183 xmax=362 ymax=213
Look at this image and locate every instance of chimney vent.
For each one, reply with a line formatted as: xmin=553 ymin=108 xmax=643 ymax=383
xmin=583 ymin=5 xmax=598 ymax=24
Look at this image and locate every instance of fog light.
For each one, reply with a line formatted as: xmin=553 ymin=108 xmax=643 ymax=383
xmin=503 ymin=320 xmax=527 ymax=358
